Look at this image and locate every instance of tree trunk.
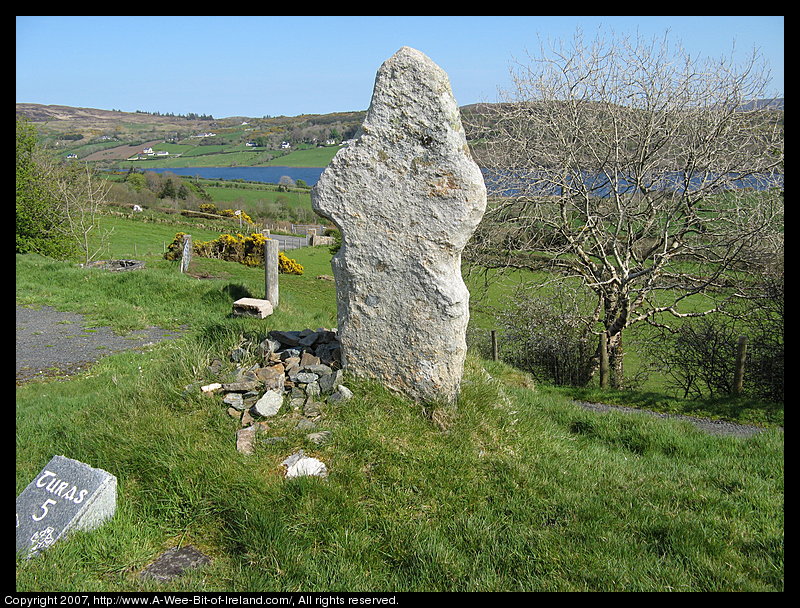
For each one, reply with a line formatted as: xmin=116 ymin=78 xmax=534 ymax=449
xmin=607 ymin=331 xmax=624 ymax=389
xmin=599 ymin=331 xmax=610 ymax=389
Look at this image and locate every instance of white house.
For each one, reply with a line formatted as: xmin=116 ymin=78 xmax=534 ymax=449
xmin=280 ymin=141 xmax=291 ymax=149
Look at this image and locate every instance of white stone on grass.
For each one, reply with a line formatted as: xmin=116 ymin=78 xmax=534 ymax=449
xmin=252 ymin=390 xmax=283 ymax=417
xmin=232 ymin=298 xmax=273 ymax=319
xmin=281 ymin=450 xmax=328 ymax=479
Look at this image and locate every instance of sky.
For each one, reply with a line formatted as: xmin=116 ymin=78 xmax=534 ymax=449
xmin=16 ymin=16 xmax=784 ymax=119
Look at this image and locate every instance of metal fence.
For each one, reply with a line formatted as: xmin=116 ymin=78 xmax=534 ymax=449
xmin=290 ymin=224 xmax=327 ymax=236
xmin=268 ymin=234 xmax=310 ymax=251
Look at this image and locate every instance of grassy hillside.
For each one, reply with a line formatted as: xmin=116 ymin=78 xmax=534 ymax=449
xmin=16 ymin=103 xmax=363 ymax=169
xmin=15 ymin=212 xmax=784 ymax=592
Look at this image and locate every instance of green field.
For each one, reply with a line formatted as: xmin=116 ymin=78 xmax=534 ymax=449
xmin=15 ymin=210 xmax=783 ymax=592
xmin=202 ymin=184 xmax=311 ymax=211
xmin=115 ymin=144 xmax=340 ymax=170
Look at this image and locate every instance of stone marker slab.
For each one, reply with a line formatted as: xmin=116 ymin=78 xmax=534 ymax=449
xmin=180 ymin=234 xmax=192 ymax=273
xmin=232 ymin=297 xmax=273 ymax=319
xmin=311 ymin=47 xmax=487 ymax=404
xmin=16 ymin=455 xmax=117 ymax=558
xmin=140 ymin=545 xmax=212 ymax=582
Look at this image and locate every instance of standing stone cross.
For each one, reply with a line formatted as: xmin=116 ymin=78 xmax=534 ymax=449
xmin=312 ymin=47 xmax=487 ymax=404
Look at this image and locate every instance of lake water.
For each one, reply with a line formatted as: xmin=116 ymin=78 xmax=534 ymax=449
xmin=483 ymin=170 xmax=784 ymax=197
xmin=141 ymin=166 xmax=326 ymax=186
xmin=138 ymin=165 xmax=783 ymax=196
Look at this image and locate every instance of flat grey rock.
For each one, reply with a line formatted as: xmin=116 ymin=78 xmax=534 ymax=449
xmin=140 ymin=545 xmax=211 ymax=582
xmin=16 ymin=455 xmax=116 ymax=558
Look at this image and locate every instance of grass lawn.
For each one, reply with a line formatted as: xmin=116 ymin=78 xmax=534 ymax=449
xmin=15 ymin=212 xmax=783 ymax=592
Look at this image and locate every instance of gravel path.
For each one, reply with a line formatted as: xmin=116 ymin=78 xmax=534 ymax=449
xmin=16 ymin=305 xmax=183 ymax=384
xmin=572 ymin=400 xmax=780 ymax=438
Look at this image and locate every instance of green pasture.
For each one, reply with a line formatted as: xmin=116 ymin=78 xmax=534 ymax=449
xmin=15 ymin=208 xmax=782 ymax=591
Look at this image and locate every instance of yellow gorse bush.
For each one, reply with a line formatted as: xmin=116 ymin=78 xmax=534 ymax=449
xmin=164 ymin=232 xmax=303 ymax=274
xmin=196 ymin=203 xmax=254 ymax=225
xmin=278 ymin=251 xmax=304 ymax=275
xmin=218 ymin=208 xmax=254 ymax=224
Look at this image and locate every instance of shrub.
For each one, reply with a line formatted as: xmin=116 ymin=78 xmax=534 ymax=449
xmin=163 ymin=232 xmax=188 ymax=261
xmin=649 ymin=312 xmax=783 ymax=402
xmin=164 ymin=232 xmax=303 ymax=274
xmin=16 ymin=119 xmax=77 ymax=259
xmin=278 ymin=251 xmax=304 ymax=275
xmin=217 ymin=208 xmax=254 ymax=225
xmin=497 ymin=284 xmax=596 ymax=387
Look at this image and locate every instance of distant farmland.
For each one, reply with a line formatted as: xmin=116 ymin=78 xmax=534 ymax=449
xmin=83 ymin=140 xmax=164 ymax=161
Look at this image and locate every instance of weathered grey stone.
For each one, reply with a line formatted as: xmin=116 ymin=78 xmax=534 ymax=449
xmin=255 ymin=366 xmax=285 ymax=392
xmin=314 ymin=329 xmax=337 ymax=344
xmin=269 ymin=330 xmax=303 ymax=347
xmin=236 ymin=426 xmax=257 ymax=455
xmin=235 ymin=367 xmax=259 ymax=384
xmin=242 ymin=391 xmax=260 ymax=407
xmin=315 ymin=342 xmax=341 ymax=366
xmin=303 ymin=363 xmax=332 ymax=376
xmin=16 ymin=456 xmax=117 ymax=558
xmin=258 ymin=338 xmax=282 ymax=357
xmin=222 ymin=392 xmax=245 ymax=410
xmin=140 ymin=545 xmax=211 ymax=582
xmin=304 ymin=381 xmax=321 ymax=399
xmin=294 ymin=418 xmax=317 ymax=431
xmin=311 ymin=47 xmax=486 ymax=404
xmin=236 ymin=421 xmax=270 ymax=454
xmin=180 ymin=235 xmax=192 ymax=274
xmin=303 ymin=400 xmax=323 ymax=418
xmin=222 ymin=380 xmax=260 ymax=393
xmin=261 ymin=436 xmax=287 ymax=445
xmin=306 ymin=431 xmax=332 ymax=445
xmin=318 ymin=369 xmax=343 ymax=394
xmin=252 ymin=390 xmax=283 ymax=417
xmin=328 ymin=385 xmax=353 ymax=404
xmin=300 ymin=351 xmax=321 ymax=368
xmin=294 ymin=372 xmax=319 ymax=384
xmin=208 ymin=358 xmax=224 ymax=375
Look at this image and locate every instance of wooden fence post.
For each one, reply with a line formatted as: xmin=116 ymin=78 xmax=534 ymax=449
xmin=491 ymin=330 xmax=499 ymax=361
xmin=264 ymin=234 xmax=280 ymax=307
xmin=733 ymin=335 xmax=748 ymax=395
xmin=599 ymin=331 xmax=610 ymax=389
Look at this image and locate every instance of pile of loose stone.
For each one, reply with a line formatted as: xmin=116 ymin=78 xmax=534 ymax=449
xmin=198 ymin=328 xmax=352 ymax=477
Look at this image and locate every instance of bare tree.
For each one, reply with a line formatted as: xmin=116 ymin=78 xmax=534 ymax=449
xmin=465 ymin=28 xmax=783 ymax=386
xmin=53 ymin=162 xmax=114 ymax=266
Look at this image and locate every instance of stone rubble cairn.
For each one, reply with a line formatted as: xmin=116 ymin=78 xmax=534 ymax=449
xmin=311 ymin=46 xmax=487 ymax=405
xmin=197 ymin=328 xmax=348 ymax=478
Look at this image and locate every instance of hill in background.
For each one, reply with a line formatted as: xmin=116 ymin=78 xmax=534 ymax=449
xmin=16 ymin=103 xmax=366 ymax=149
